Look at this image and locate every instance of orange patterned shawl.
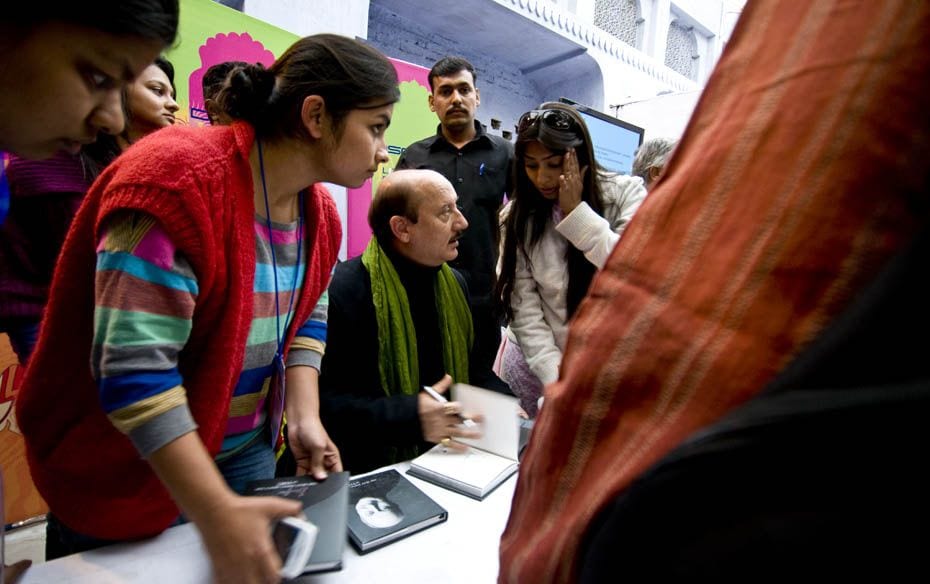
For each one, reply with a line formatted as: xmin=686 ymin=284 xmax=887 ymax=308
xmin=499 ymin=1 xmax=930 ymax=581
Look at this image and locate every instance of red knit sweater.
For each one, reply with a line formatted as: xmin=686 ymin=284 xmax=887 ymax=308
xmin=15 ymin=122 xmax=341 ymax=539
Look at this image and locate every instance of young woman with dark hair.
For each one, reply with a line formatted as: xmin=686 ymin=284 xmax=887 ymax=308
xmin=0 ymin=1 xmax=179 ymax=160
xmin=17 ymin=34 xmax=399 ymax=583
xmin=0 ymin=6 xmax=176 ymax=579
xmin=0 ymin=56 xmax=179 ymax=366
xmin=495 ymin=102 xmax=646 ymax=417
xmin=0 ymin=1 xmax=179 ymax=229
xmin=120 ymin=55 xmax=180 ymax=145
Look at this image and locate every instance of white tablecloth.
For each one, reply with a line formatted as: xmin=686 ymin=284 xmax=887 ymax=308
xmin=19 ymin=462 xmax=516 ymax=584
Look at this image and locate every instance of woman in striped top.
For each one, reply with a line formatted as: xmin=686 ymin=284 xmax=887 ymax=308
xmin=18 ymin=34 xmax=400 ymax=583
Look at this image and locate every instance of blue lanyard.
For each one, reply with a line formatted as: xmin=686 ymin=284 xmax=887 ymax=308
xmin=256 ymin=139 xmax=303 ymax=359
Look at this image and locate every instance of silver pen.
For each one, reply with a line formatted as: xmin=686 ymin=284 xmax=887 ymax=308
xmin=422 ymin=385 xmax=478 ymax=428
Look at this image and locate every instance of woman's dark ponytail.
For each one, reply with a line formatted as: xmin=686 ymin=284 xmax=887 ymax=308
xmin=215 ymin=63 xmax=275 ymax=127
xmin=211 ymin=35 xmax=399 ymax=142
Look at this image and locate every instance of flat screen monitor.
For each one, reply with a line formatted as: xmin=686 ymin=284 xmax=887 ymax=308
xmin=559 ymin=98 xmax=644 ymax=176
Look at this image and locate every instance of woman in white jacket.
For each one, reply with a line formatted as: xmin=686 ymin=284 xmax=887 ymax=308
xmin=495 ymin=102 xmax=646 ymax=416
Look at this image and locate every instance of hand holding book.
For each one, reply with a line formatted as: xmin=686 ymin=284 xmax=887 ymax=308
xmin=245 ymin=473 xmax=350 ymax=574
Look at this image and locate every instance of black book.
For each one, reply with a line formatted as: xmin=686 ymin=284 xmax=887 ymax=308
xmin=347 ymin=469 xmax=448 ymax=554
xmin=245 ymin=471 xmax=349 ymax=574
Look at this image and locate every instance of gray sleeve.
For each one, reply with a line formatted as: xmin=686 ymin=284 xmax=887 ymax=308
xmin=286 ymin=348 xmax=323 ymax=371
xmin=128 ymin=405 xmax=199 ymax=458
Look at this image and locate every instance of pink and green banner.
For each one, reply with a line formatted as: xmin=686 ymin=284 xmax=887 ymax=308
xmin=347 ymin=60 xmax=435 ymax=257
xmin=168 ymin=0 xmax=436 ymax=258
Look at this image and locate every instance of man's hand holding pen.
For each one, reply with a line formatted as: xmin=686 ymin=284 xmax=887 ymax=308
xmin=418 ymin=374 xmax=483 ymax=449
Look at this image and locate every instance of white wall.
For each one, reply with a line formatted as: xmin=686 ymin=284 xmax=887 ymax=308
xmin=575 ymin=0 xmax=595 ymax=25
xmin=616 ymin=89 xmax=701 ymax=140
xmin=670 ymin=0 xmax=721 ymax=34
xmin=242 ymin=0 xmax=370 ymax=38
xmin=641 ymin=0 xmax=672 ymax=61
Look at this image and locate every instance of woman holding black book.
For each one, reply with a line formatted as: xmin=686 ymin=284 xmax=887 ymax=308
xmin=17 ymin=34 xmax=400 ymax=584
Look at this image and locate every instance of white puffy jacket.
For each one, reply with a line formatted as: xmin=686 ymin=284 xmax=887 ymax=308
xmin=499 ymin=173 xmax=646 ymax=385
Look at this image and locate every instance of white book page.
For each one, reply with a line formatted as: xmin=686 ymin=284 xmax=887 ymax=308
xmin=451 ymin=383 xmax=521 ymax=460
xmin=413 ymin=445 xmax=516 ymax=489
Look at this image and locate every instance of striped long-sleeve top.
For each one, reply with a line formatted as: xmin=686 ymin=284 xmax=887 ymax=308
xmin=93 ymin=210 xmax=327 ymax=460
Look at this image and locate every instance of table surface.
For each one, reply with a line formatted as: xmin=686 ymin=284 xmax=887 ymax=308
xmin=19 ymin=462 xmax=517 ymax=584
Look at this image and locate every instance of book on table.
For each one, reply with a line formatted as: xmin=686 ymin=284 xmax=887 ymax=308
xmin=245 ymin=471 xmax=349 ymax=574
xmin=407 ymin=383 xmax=522 ymax=500
xmin=347 ymin=468 xmax=448 ymax=554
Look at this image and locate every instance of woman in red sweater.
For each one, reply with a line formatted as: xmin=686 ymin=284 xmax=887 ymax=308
xmin=17 ymin=34 xmax=399 ymax=583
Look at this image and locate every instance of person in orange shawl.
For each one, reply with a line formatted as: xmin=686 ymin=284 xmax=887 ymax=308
xmin=499 ymin=0 xmax=930 ymax=581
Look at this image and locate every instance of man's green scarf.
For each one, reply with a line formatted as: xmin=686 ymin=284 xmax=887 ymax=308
xmin=361 ymin=237 xmax=473 ymax=398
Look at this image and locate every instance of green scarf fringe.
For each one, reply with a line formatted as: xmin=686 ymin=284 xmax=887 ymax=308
xmin=361 ymin=237 xmax=474 ymax=463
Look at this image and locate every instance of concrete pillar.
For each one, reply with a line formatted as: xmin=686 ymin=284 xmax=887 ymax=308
xmin=642 ymin=0 xmax=671 ymax=61
xmin=575 ymin=0 xmax=596 ymax=26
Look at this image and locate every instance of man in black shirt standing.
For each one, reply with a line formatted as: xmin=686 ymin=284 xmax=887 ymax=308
xmin=397 ymin=56 xmax=513 ymax=391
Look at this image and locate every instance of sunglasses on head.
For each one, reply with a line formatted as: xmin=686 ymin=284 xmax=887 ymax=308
xmin=517 ymin=109 xmax=579 ymax=134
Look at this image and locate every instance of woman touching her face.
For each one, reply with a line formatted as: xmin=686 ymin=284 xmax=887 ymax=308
xmin=495 ymin=102 xmax=648 ymax=417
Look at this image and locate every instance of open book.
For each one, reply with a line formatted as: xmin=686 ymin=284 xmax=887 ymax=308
xmin=245 ymin=472 xmax=349 ymax=574
xmin=407 ymin=384 xmax=521 ymax=500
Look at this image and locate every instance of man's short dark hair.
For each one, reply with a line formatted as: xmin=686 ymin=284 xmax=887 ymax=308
xmin=368 ymin=178 xmax=420 ymax=245
xmin=428 ymin=56 xmax=477 ymax=92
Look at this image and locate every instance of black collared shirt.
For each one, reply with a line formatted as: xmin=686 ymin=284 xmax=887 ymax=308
xmin=397 ymin=121 xmax=513 ymax=305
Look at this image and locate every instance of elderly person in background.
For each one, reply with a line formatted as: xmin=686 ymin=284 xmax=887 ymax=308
xmin=631 ymin=137 xmax=677 ymax=189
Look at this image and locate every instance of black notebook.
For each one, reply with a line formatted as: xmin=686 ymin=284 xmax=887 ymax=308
xmin=245 ymin=472 xmax=349 ymax=574
xmin=347 ymin=469 xmax=448 ymax=554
